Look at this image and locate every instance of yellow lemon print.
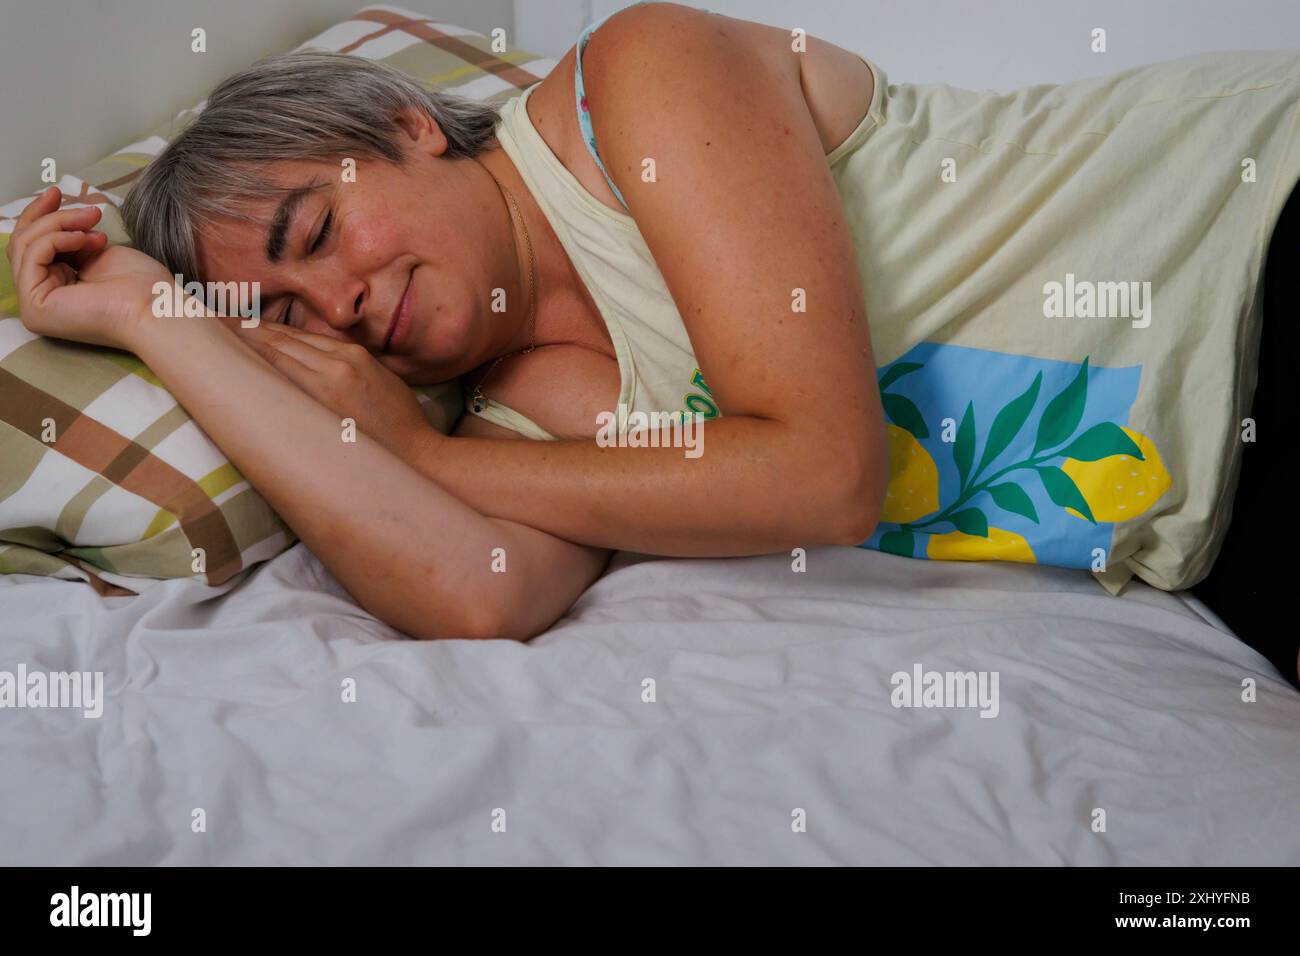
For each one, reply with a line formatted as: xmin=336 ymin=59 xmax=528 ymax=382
xmin=1060 ymin=426 xmax=1171 ymax=523
xmin=926 ymin=527 xmax=1037 ymax=563
xmin=882 ymin=424 xmax=940 ymax=523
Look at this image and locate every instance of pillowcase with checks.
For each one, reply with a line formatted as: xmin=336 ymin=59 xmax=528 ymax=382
xmin=0 ymin=4 xmax=555 ymax=593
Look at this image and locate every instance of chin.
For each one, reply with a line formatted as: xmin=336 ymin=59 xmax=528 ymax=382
xmin=390 ymin=353 xmax=464 ymax=387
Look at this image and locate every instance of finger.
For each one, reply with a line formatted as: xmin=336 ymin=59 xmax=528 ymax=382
xmin=9 ymin=206 xmax=102 ymax=274
xmin=58 ymin=229 xmax=109 ymax=270
xmin=13 ymin=186 xmax=61 ymax=232
xmin=239 ymin=321 xmax=362 ymax=366
xmin=27 ymin=205 xmax=101 ymax=242
xmin=17 ymin=231 xmax=93 ymax=303
xmin=15 ymin=203 xmax=98 ymax=244
xmin=5 ymin=189 xmax=57 ymax=269
xmin=225 ymin=317 xmax=293 ymax=352
xmin=232 ymin=321 xmax=327 ymax=371
xmin=215 ymin=313 xmax=251 ymax=336
xmin=262 ymin=323 xmax=358 ymax=354
xmin=215 ymin=310 xmax=286 ymax=335
xmin=228 ymin=321 xmax=283 ymax=362
xmin=254 ymin=339 xmax=328 ymax=395
xmin=258 ymin=334 xmax=335 ymax=371
xmin=30 ymin=262 xmax=78 ymax=306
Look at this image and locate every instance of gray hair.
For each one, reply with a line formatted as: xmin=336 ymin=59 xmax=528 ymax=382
xmin=121 ymin=49 xmax=503 ymax=282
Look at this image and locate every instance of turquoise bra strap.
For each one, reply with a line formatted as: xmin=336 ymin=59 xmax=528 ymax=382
xmin=574 ymin=2 xmax=656 ymax=212
xmin=573 ymin=3 xmax=714 ymax=213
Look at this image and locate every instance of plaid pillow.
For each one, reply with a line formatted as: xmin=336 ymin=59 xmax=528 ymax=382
xmin=0 ymin=4 xmax=556 ymax=593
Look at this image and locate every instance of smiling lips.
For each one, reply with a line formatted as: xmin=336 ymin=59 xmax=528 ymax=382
xmin=384 ymin=271 xmax=414 ymax=353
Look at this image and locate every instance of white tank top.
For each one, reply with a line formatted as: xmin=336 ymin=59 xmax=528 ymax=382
xmin=468 ymin=62 xmax=884 ymax=441
xmin=470 ymin=48 xmax=1300 ymax=596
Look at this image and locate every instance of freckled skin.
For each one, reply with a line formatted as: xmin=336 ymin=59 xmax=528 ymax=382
xmin=193 ymin=108 xmax=543 ymax=388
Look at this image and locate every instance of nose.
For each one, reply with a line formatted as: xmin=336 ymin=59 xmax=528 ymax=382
xmin=309 ymin=275 xmax=367 ymax=333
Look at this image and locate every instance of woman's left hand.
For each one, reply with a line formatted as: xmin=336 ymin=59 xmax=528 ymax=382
xmin=230 ymin=321 xmax=430 ymax=458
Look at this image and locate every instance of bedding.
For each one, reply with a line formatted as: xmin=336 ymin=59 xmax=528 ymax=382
xmin=837 ymin=50 xmax=1300 ymax=596
xmin=1 ymin=541 xmax=1296 ymax=865
xmin=2 ymin=4 xmax=1297 ymax=870
xmin=451 ymin=24 xmax=1300 ymax=601
xmin=0 ymin=4 xmax=557 ymax=592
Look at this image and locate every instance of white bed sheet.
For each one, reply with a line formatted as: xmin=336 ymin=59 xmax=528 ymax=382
xmin=2 ymin=543 xmax=1297 ymax=865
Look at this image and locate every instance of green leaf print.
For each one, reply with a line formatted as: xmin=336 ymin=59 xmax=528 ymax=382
xmin=874 ymin=353 xmax=1151 ymax=556
xmin=988 ymin=482 xmax=1040 ymax=523
xmin=949 ymin=508 xmax=989 ymax=537
xmin=879 ymin=528 xmax=915 ymax=557
xmin=973 ymin=372 xmax=1042 ymax=482
xmin=882 ymin=392 xmax=930 ymax=440
xmin=954 ymin=401 xmax=975 ymax=492
xmin=1036 ymin=466 xmax=1096 ymax=524
xmin=878 ymin=361 xmax=924 ymax=392
xmin=1033 ymin=357 xmax=1089 ymax=455
xmin=1058 ymin=421 xmax=1145 ymax=462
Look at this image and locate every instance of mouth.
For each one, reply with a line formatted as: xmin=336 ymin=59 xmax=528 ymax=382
xmin=383 ymin=269 xmax=415 ymax=354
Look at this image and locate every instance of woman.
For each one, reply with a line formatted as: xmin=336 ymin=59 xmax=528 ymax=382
xmin=7 ymin=3 xmax=1299 ymax=686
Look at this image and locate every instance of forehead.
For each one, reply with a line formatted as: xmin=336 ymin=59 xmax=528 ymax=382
xmin=193 ymin=159 xmax=332 ymax=282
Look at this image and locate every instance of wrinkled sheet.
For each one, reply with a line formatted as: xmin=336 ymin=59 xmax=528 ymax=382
xmin=2 ymin=543 xmax=1297 ymax=865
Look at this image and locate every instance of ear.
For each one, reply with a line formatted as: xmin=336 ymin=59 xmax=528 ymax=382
xmin=393 ymin=105 xmax=447 ymax=158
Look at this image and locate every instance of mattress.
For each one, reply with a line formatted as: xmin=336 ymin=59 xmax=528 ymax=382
xmin=2 ymin=542 xmax=1296 ymax=865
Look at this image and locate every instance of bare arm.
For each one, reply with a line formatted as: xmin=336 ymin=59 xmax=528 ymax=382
xmin=127 ymin=310 xmax=609 ymax=640
xmin=399 ymin=3 xmax=888 ymax=557
xmin=4 ymin=187 xmax=606 ymax=641
xmin=407 ymin=417 xmax=873 ymax=557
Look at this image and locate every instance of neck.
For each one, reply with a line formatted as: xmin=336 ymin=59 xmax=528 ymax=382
xmin=475 ymin=150 xmax=533 ymax=354
xmin=477 ymin=143 xmax=594 ymax=353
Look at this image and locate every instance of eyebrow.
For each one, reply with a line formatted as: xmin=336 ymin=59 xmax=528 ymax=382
xmin=264 ymin=181 xmax=324 ymax=263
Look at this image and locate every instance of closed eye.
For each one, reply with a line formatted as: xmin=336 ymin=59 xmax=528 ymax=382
xmin=310 ymin=210 xmax=333 ymax=253
xmin=277 ymin=209 xmax=335 ymax=324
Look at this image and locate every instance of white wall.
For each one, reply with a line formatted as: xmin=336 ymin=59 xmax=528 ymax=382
xmin=522 ymin=0 xmax=1300 ymax=87
xmin=0 ymin=0 xmax=512 ymax=200
xmin=6 ymin=0 xmax=1297 ymax=201
xmin=515 ymin=0 xmax=595 ymax=64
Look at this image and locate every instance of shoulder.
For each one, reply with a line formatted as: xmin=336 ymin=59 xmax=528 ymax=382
xmin=526 ymin=3 xmax=805 ymax=217
xmin=580 ymin=2 xmax=794 ymax=87
xmin=571 ymin=2 xmax=810 ymax=214
xmin=533 ymin=2 xmax=721 ymax=109
xmin=588 ymin=0 xmax=717 ymax=45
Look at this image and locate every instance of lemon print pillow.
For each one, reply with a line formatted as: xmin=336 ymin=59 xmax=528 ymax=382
xmin=862 ymin=341 xmax=1170 ymax=571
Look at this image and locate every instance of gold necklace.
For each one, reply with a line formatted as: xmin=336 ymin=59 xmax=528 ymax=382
xmin=471 ymin=168 xmax=537 ymax=414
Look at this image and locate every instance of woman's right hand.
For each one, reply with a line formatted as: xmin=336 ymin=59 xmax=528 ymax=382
xmin=5 ymin=185 xmax=173 ymax=351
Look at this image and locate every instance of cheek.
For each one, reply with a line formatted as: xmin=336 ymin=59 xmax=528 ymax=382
xmin=341 ymin=216 xmax=399 ymax=262
xmin=413 ymin=291 xmax=476 ymax=364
